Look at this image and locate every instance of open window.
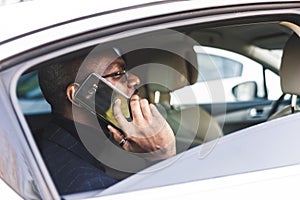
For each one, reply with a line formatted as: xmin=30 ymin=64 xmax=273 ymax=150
xmin=14 ymin=14 xmax=297 ymax=198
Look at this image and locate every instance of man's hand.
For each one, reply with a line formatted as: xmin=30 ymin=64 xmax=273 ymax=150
xmin=107 ymin=94 xmax=176 ymax=162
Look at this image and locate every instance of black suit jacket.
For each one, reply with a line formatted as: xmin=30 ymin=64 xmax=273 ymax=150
xmin=35 ymin=116 xmax=117 ymax=195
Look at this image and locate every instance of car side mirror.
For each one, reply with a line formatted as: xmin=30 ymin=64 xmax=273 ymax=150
xmin=232 ymin=81 xmax=258 ymax=101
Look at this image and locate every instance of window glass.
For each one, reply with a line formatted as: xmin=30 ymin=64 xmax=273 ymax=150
xmin=265 ymin=69 xmax=282 ymax=100
xmin=171 ymin=46 xmax=267 ymax=105
xmin=197 ymin=53 xmax=243 ymax=82
xmin=17 ymin=71 xmax=51 ymax=115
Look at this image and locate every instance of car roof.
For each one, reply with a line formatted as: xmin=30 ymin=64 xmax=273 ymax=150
xmin=1 ymin=0 xmax=299 ymax=44
xmin=0 ymin=0 xmax=165 ymax=44
xmin=0 ymin=0 xmax=299 ymax=69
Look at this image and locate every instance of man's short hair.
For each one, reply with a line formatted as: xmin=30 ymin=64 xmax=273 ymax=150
xmin=38 ymin=46 xmax=119 ymax=113
xmin=38 ymin=55 xmax=85 ymax=113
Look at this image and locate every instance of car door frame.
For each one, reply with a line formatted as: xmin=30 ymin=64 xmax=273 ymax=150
xmin=3 ymin=2 xmax=300 ymax=199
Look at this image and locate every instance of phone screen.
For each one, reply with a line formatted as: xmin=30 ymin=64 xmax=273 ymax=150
xmin=74 ymin=73 xmax=131 ymax=128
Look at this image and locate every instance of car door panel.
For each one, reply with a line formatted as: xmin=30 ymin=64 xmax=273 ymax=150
xmin=200 ymin=99 xmax=291 ymax=134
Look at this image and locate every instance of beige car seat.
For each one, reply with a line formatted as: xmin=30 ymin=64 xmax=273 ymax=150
xmin=269 ymin=33 xmax=300 ymax=120
xmin=124 ymin=48 xmax=223 ymax=152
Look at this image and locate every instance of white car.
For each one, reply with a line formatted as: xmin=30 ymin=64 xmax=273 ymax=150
xmin=1 ymin=0 xmax=300 ymax=199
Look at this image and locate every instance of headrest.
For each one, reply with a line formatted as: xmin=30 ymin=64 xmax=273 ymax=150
xmin=280 ymin=33 xmax=300 ymax=95
xmin=124 ymin=48 xmax=198 ymax=92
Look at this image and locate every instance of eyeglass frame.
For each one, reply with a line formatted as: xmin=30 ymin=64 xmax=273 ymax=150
xmin=101 ymin=69 xmax=128 ymax=81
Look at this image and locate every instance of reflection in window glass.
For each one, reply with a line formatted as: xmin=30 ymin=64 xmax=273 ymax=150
xmin=17 ymin=71 xmax=51 ymax=114
xmin=17 ymin=71 xmax=41 ymax=99
xmin=197 ymin=53 xmax=243 ymax=82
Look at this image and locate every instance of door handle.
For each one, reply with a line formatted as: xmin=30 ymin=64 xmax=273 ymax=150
xmin=249 ymin=108 xmax=265 ymax=118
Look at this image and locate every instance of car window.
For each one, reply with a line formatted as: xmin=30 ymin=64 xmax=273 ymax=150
xmin=265 ymin=68 xmax=282 ymax=100
xmin=17 ymin=45 xmax=281 ymax=113
xmin=196 ymin=47 xmax=243 ymax=82
xmin=14 ymin=18 xmax=294 ymax=198
xmin=171 ymin=46 xmax=282 ymax=105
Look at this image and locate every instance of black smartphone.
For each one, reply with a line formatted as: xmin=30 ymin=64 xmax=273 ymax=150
xmin=74 ymin=73 xmax=131 ymax=128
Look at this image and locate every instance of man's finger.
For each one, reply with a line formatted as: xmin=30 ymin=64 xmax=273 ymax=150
xmin=113 ymin=98 xmax=129 ymax=130
xmin=130 ymin=94 xmax=144 ymax=124
xmin=140 ymin=99 xmax=151 ymax=121
xmin=107 ymin=125 xmax=129 ymax=149
xmin=107 ymin=125 xmax=123 ymax=141
xmin=149 ymin=103 xmax=163 ymax=119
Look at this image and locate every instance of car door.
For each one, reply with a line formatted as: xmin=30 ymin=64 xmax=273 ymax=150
xmin=0 ymin=178 xmax=23 ymax=200
xmin=4 ymin=1 xmax=300 ymax=199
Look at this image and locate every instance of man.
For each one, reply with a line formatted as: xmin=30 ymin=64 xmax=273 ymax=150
xmin=37 ymin=46 xmax=176 ymax=194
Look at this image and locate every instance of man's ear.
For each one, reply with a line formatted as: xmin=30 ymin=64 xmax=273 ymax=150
xmin=66 ymin=83 xmax=81 ymax=107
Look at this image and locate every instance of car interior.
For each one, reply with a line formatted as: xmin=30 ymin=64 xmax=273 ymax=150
xmin=174 ymin=20 xmax=294 ymax=134
xmin=15 ymin=17 xmax=300 ymax=195
xmin=268 ymin=33 xmax=300 ymax=120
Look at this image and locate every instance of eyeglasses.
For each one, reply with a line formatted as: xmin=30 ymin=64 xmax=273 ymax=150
xmin=101 ymin=70 xmax=128 ymax=81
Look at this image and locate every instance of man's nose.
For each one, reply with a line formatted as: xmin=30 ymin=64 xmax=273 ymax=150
xmin=127 ymin=73 xmax=140 ymax=88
